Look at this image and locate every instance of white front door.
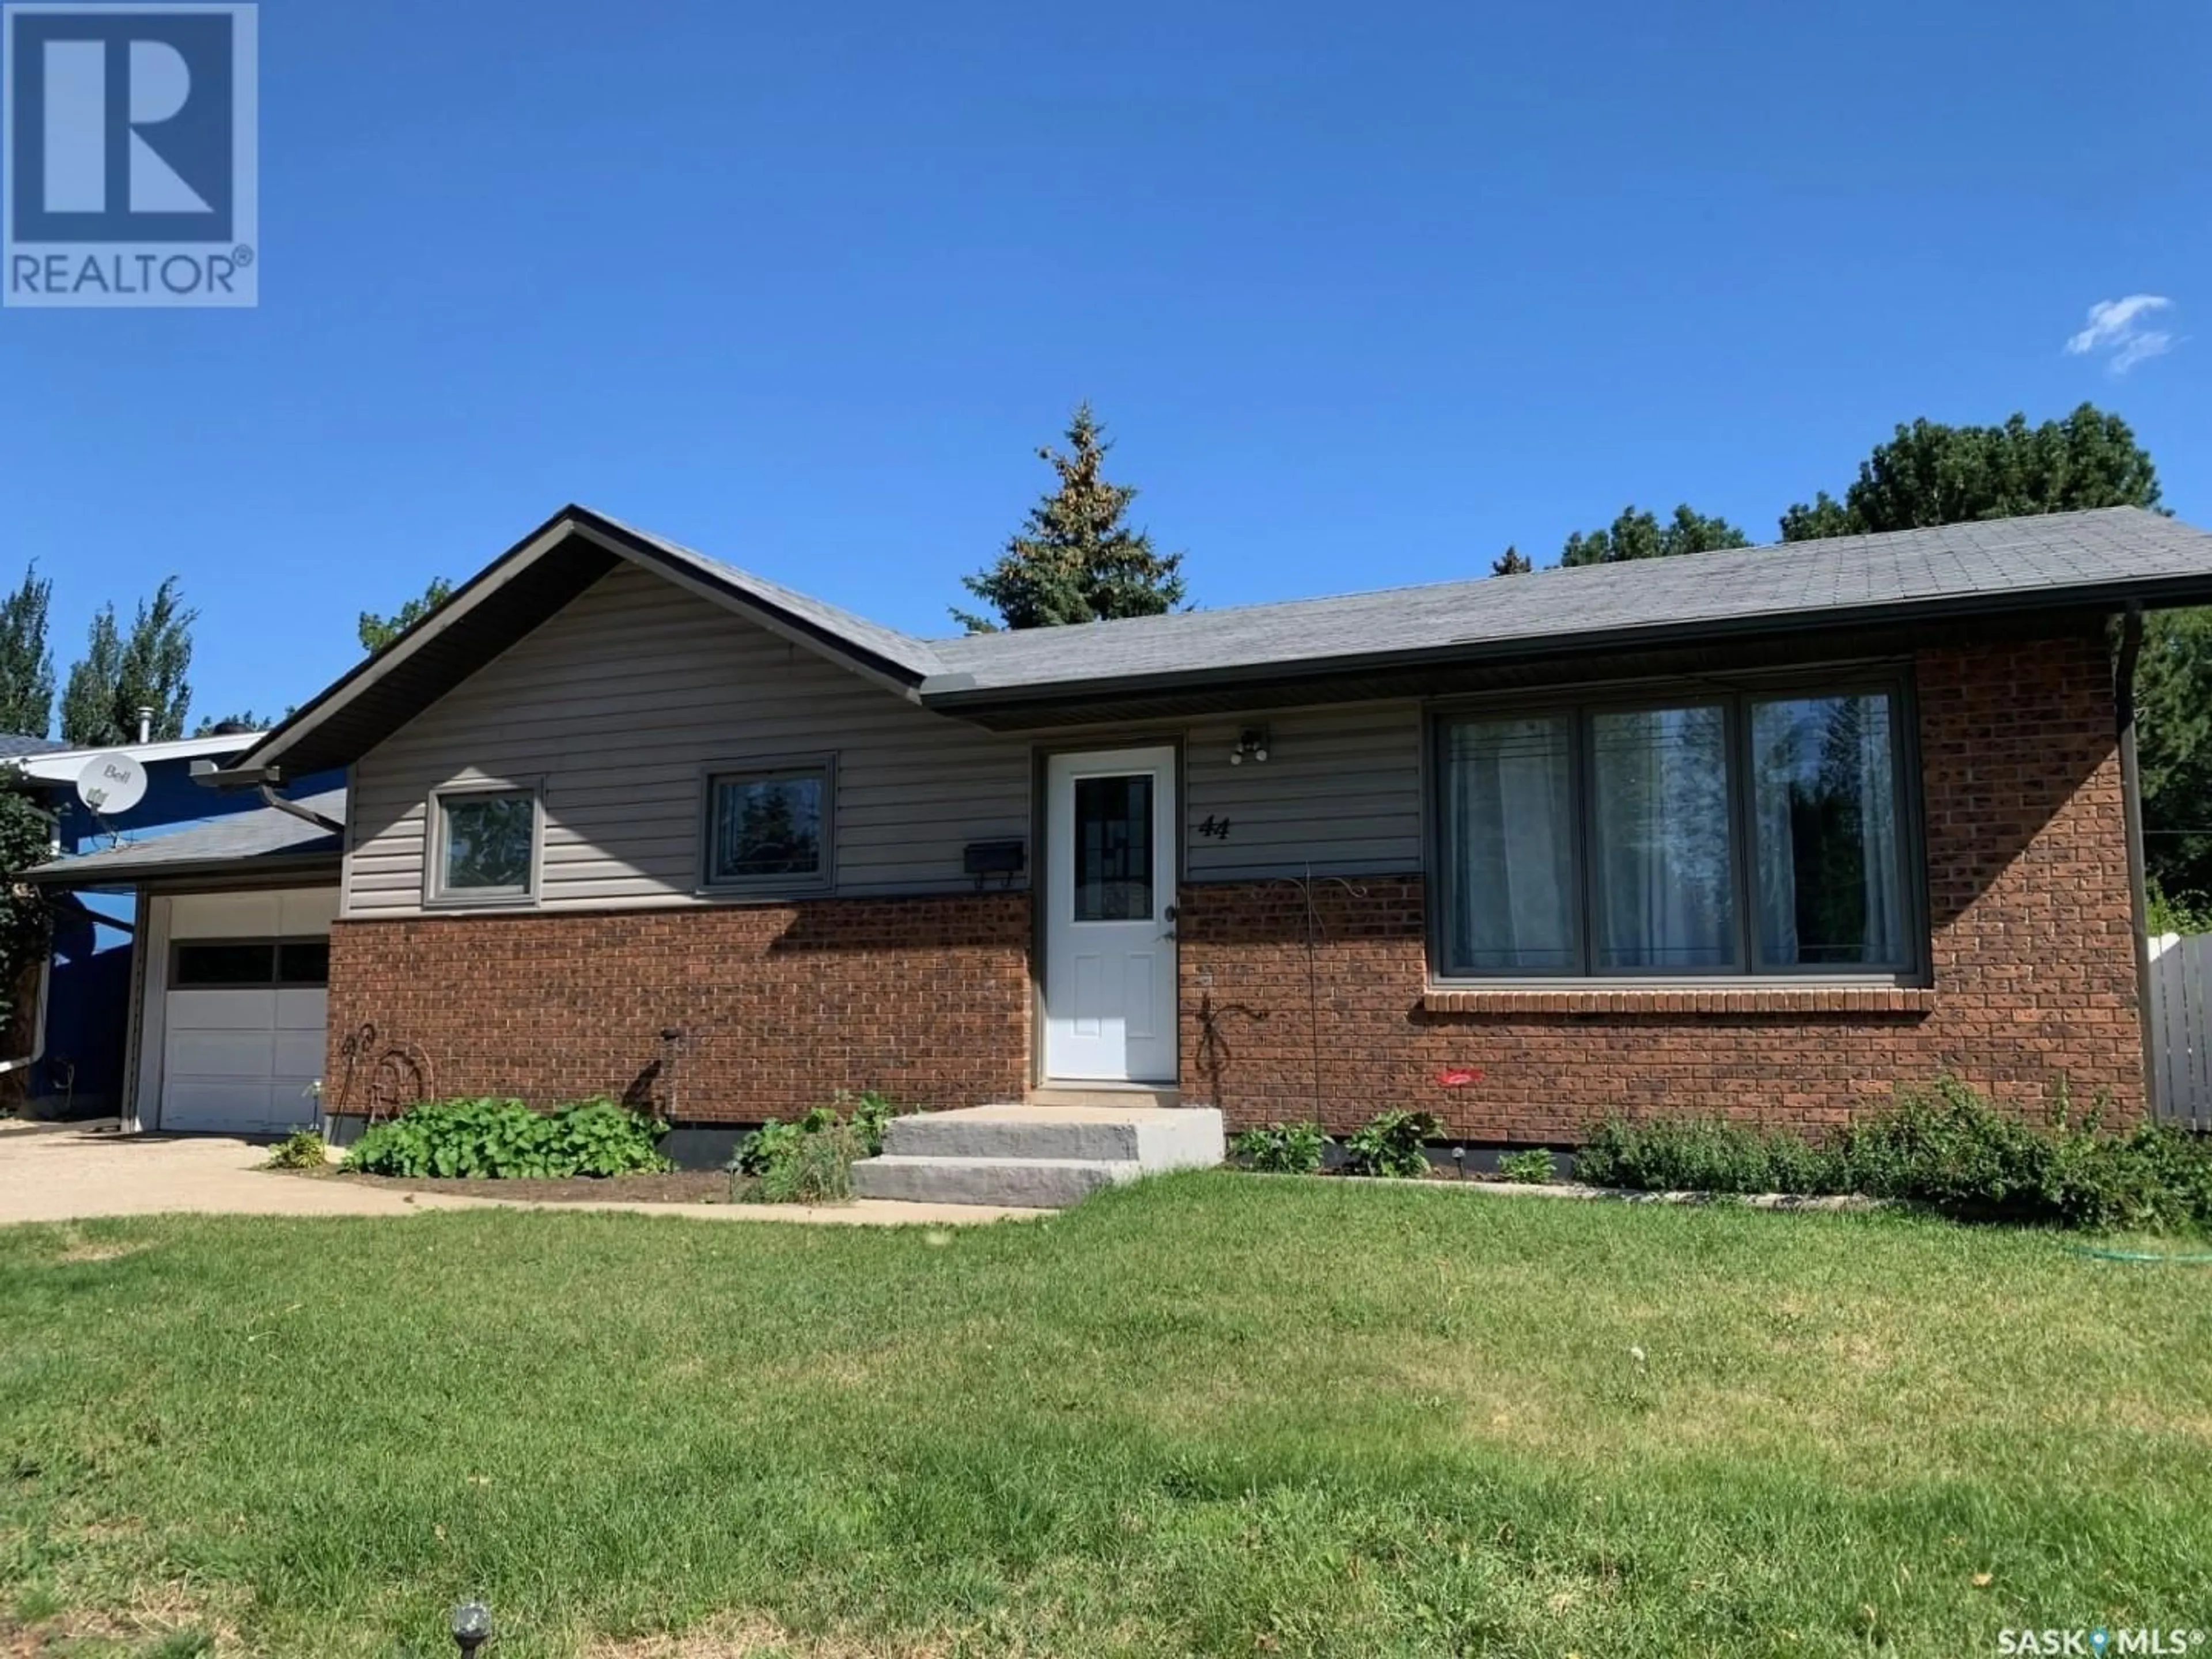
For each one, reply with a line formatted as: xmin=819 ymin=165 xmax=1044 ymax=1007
xmin=1043 ymin=745 xmax=1179 ymax=1082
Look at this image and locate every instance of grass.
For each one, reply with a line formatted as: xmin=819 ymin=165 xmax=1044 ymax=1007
xmin=1 ymin=1175 xmax=2208 ymax=1657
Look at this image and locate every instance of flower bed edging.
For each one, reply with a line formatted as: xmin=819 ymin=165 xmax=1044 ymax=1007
xmin=1242 ymin=1170 xmax=1889 ymax=1212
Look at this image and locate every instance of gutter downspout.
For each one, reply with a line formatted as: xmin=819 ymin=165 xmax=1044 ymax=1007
xmin=258 ymin=784 xmax=344 ymax=835
xmin=2116 ymin=603 xmax=2158 ymax=1120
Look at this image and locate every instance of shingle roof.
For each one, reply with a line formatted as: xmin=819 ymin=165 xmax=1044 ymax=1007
xmin=236 ymin=504 xmax=2212 ymax=776
xmin=0 ymin=733 xmax=64 ymax=762
xmin=25 ymin=790 xmax=346 ymax=885
xmin=921 ymin=508 xmax=2212 ymax=701
xmin=594 ymin=512 xmax=949 ymax=681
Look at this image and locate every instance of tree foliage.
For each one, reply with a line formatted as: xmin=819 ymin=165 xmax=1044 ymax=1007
xmin=0 ymin=566 xmax=54 ymax=740
xmin=58 ymin=578 xmax=194 ymax=748
xmin=1491 ymin=545 xmax=1532 ymax=576
xmin=2138 ymin=607 xmax=2212 ymax=907
xmin=1779 ymin=404 xmax=2162 ymax=540
xmin=192 ymin=710 xmax=284 ymax=737
xmin=1559 ymin=505 xmax=1749 ymax=567
xmin=358 ymin=577 xmax=455 ymax=655
xmin=955 ymin=404 xmax=1186 ymax=631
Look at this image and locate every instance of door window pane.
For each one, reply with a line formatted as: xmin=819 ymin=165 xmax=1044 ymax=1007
xmin=1751 ymin=693 xmax=1906 ymax=967
xmin=1439 ymin=715 xmax=1577 ymax=972
xmin=1073 ymin=775 xmax=1153 ymax=921
xmin=709 ymin=770 xmax=826 ymax=884
xmin=440 ymin=791 xmax=535 ymax=895
xmin=1589 ymin=705 xmax=1736 ymax=970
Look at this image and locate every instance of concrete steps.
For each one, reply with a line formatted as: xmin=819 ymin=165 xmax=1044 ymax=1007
xmin=851 ymin=1104 xmax=1224 ymax=1209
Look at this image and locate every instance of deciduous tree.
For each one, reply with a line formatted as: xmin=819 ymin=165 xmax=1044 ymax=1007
xmin=58 ymin=578 xmax=194 ymax=748
xmin=1559 ymin=505 xmax=1749 ymax=567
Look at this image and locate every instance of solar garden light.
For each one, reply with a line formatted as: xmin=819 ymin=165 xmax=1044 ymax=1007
xmin=452 ymin=1600 xmax=492 ymax=1655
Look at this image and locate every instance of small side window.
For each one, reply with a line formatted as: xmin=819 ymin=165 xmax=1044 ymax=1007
xmin=704 ymin=764 xmax=831 ymax=891
xmin=434 ymin=789 xmax=537 ymax=901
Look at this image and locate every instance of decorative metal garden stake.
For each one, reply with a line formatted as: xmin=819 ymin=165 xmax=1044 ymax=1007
xmin=452 ymin=1600 xmax=492 ymax=1656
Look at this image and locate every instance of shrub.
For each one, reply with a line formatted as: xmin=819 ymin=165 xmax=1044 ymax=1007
xmin=1575 ymin=1078 xmax=2212 ymax=1232
xmin=1573 ymin=1115 xmax=1846 ymax=1196
xmin=1838 ymin=1076 xmax=2212 ymax=1232
xmin=341 ymin=1097 xmax=668 ymax=1180
xmin=1229 ymin=1121 xmax=1331 ymax=1175
xmin=1493 ymin=1147 xmax=1557 ymax=1184
xmin=1340 ymin=1109 xmax=1441 ymax=1179
xmin=261 ymin=1129 xmax=329 ymax=1171
xmin=730 ymin=1094 xmax=902 ymax=1203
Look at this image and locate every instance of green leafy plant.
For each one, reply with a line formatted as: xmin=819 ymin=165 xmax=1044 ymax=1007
xmin=840 ymin=1090 xmax=899 ymax=1156
xmin=341 ymin=1097 xmax=667 ymax=1180
xmin=1838 ymin=1077 xmax=2212 ymax=1232
xmin=260 ymin=1129 xmax=329 ymax=1171
xmin=1573 ymin=1078 xmax=2212 ymax=1233
xmin=1229 ymin=1121 xmax=1331 ymax=1175
xmin=1493 ymin=1147 xmax=1558 ymax=1184
xmin=1573 ymin=1115 xmax=1843 ymax=1196
xmin=1340 ymin=1109 xmax=1441 ymax=1179
xmin=730 ymin=1094 xmax=901 ymax=1203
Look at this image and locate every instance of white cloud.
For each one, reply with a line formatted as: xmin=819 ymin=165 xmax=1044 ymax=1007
xmin=2066 ymin=294 xmax=2178 ymax=374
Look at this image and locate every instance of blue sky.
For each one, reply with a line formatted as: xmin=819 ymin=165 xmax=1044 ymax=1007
xmin=2 ymin=0 xmax=2206 ymax=730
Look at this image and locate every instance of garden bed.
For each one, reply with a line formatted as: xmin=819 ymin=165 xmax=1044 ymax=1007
xmin=302 ymin=1168 xmax=734 ymax=1205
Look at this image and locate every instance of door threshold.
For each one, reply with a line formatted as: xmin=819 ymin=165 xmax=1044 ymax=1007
xmin=1029 ymin=1081 xmax=1183 ymax=1108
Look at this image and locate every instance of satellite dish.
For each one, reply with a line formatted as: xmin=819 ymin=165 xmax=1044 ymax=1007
xmin=77 ymin=751 xmax=148 ymax=816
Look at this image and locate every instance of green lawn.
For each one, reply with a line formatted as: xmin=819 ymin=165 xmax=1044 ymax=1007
xmin=2 ymin=1175 xmax=2208 ymax=1658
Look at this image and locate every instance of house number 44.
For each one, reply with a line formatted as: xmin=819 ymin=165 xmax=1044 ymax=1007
xmin=1198 ymin=816 xmax=1232 ymax=840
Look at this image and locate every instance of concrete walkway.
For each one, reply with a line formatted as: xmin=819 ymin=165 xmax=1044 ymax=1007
xmin=0 ymin=1120 xmax=1045 ymax=1227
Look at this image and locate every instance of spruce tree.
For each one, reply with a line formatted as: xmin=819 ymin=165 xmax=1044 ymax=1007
xmin=955 ymin=404 xmax=1187 ymax=631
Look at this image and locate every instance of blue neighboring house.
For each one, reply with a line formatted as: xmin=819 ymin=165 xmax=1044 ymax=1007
xmin=5 ymin=730 xmax=343 ymax=1119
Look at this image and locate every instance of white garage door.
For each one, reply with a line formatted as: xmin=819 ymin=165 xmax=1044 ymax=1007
xmin=158 ymin=890 xmax=336 ymax=1135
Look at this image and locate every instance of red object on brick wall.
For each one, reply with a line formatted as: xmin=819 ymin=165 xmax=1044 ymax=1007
xmin=325 ymin=893 xmax=1032 ymax=1124
xmin=1178 ymin=633 xmax=2145 ymax=1139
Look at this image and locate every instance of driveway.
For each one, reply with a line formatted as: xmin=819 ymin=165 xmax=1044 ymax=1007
xmin=0 ymin=1121 xmax=1037 ymax=1226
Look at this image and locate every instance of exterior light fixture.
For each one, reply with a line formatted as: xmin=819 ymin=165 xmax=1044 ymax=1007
xmin=452 ymin=1601 xmax=492 ymax=1655
xmin=1229 ymin=727 xmax=1271 ymax=766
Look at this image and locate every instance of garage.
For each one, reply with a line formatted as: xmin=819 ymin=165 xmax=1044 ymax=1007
xmin=21 ymin=787 xmax=347 ymax=1137
xmin=150 ymin=891 xmax=339 ymax=1135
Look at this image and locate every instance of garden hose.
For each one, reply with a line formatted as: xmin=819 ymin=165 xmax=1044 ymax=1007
xmin=2066 ymin=1245 xmax=2212 ymax=1264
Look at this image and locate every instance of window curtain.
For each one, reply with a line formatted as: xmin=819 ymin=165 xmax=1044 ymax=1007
xmin=1441 ymin=716 xmax=1575 ymax=972
xmin=1589 ymin=706 xmax=1734 ymax=970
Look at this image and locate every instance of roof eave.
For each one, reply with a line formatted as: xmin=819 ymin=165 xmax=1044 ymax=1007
xmin=22 ymin=849 xmax=343 ymax=891
xmin=919 ymin=574 xmax=2212 ymax=719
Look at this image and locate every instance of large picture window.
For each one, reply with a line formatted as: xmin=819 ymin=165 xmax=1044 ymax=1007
xmin=1433 ymin=681 xmax=1916 ymax=980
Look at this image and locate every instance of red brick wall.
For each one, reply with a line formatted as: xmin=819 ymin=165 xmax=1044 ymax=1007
xmin=1179 ymin=633 xmax=2145 ymax=1140
xmin=324 ymin=893 xmax=1032 ymax=1124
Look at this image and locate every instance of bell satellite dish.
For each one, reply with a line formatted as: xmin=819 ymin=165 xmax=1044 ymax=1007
xmin=77 ymin=752 xmax=147 ymax=816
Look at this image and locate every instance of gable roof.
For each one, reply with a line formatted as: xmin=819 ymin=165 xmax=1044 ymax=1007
xmin=232 ymin=506 xmax=948 ymax=779
xmin=232 ymin=504 xmax=2212 ymax=776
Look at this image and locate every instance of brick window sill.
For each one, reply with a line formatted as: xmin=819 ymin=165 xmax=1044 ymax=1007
xmin=1422 ymin=984 xmax=1938 ymax=1016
